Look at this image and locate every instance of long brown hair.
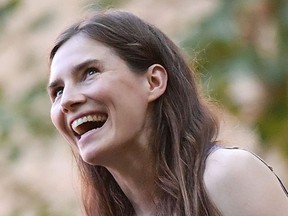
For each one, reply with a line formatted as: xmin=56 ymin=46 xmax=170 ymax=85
xmin=49 ymin=10 xmax=221 ymax=216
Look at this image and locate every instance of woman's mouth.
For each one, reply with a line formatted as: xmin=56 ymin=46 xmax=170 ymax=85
xmin=71 ymin=114 xmax=108 ymax=138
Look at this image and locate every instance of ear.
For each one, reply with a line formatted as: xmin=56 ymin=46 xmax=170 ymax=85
xmin=146 ymin=64 xmax=168 ymax=102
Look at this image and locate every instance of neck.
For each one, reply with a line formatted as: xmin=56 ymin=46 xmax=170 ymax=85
xmin=106 ymin=143 xmax=157 ymax=216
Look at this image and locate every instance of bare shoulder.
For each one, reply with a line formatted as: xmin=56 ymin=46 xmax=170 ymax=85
xmin=204 ymin=148 xmax=288 ymax=216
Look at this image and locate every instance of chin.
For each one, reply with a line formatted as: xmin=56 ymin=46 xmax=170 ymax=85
xmin=80 ymin=150 xmax=97 ymax=165
xmin=79 ymin=147 xmax=109 ymax=166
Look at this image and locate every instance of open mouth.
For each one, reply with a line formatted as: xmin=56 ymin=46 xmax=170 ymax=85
xmin=71 ymin=114 xmax=107 ymax=138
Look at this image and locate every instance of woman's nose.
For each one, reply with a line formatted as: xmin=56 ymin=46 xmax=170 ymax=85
xmin=60 ymin=87 xmax=86 ymax=113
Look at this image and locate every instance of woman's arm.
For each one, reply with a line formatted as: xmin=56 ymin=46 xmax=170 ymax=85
xmin=204 ymin=148 xmax=288 ymax=216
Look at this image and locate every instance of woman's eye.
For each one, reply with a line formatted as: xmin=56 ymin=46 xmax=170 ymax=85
xmin=54 ymin=87 xmax=63 ymax=98
xmin=86 ymin=67 xmax=100 ymax=77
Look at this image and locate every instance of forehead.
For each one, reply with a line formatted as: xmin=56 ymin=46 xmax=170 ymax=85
xmin=49 ymin=34 xmax=112 ymax=81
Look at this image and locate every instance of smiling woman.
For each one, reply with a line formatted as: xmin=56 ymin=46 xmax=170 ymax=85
xmin=47 ymin=10 xmax=288 ymax=216
xmin=49 ymin=35 xmax=153 ymax=165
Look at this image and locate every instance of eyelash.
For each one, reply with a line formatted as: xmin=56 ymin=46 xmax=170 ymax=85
xmin=84 ymin=67 xmax=100 ymax=78
xmin=53 ymin=87 xmax=64 ymax=99
xmin=51 ymin=67 xmax=100 ymax=101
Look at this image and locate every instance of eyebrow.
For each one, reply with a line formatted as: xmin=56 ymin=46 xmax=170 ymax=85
xmin=47 ymin=59 xmax=101 ymax=91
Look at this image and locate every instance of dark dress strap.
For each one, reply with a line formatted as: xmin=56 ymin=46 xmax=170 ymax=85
xmin=206 ymin=145 xmax=288 ymax=197
xmin=235 ymin=147 xmax=288 ymax=197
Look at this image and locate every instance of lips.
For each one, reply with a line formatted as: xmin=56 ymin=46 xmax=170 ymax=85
xmin=71 ymin=114 xmax=107 ymax=136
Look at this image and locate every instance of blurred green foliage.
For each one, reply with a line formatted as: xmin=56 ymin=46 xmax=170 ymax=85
xmin=182 ymin=0 xmax=288 ymax=156
xmin=16 ymin=81 xmax=55 ymax=138
xmin=1 ymin=0 xmax=287 ymax=215
xmin=0 ymin=0 xmax=128 ymax=215
xmin=28 ymin=12 xmax=55 ymax=32
xmin=86 ymin=0 xmax=129 ymax=10
xmin=0 ymin=1 xmax=19 ymax=147
xmin=0 ymin=0 xmax=21 ymax=28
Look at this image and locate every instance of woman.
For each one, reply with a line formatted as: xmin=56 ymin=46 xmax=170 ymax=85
xmin=47 ymin=10 xmax=288 ymax=216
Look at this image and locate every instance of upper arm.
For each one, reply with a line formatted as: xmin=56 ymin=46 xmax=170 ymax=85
xmin=204 ymin=148 xmax=288 ymax=216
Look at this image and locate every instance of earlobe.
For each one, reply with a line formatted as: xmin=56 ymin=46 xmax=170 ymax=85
xmin=147 ymin=64 xmax=168 ymax=102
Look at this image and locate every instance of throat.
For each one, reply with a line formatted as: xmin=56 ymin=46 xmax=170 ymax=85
xmin=106 ymin=155 xmax=157 ymax=216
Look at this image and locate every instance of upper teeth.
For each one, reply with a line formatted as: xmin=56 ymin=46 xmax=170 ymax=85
xmin=71 ymin=114 xmax=107 ymax=131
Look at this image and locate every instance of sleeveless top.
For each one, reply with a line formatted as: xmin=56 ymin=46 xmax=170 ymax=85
xmin=206 ymin=145 xmax=288 ymax=197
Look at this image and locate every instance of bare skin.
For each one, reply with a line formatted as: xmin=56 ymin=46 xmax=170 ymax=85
xmin=48 ymin=34 xmax=167 ymax=216
xmin=49 ymin=34 xmax=287 ymax=216
xmin=204 ymin=148 xmax=288 ymax=216
xmin=106 ymin=145 xmax=157 ymax=216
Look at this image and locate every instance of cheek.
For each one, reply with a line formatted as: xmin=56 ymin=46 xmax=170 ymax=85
xmin=50 ymin=105 xmax=64 ymax=132
xmin=116 ymin=91 xmax=149 ymax=129
xmin=50 ymin=105 xmax=76 ymax=146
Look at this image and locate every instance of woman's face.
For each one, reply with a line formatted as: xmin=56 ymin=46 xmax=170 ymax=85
xmin=48 ymin=34 xmax=152 ymax=165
